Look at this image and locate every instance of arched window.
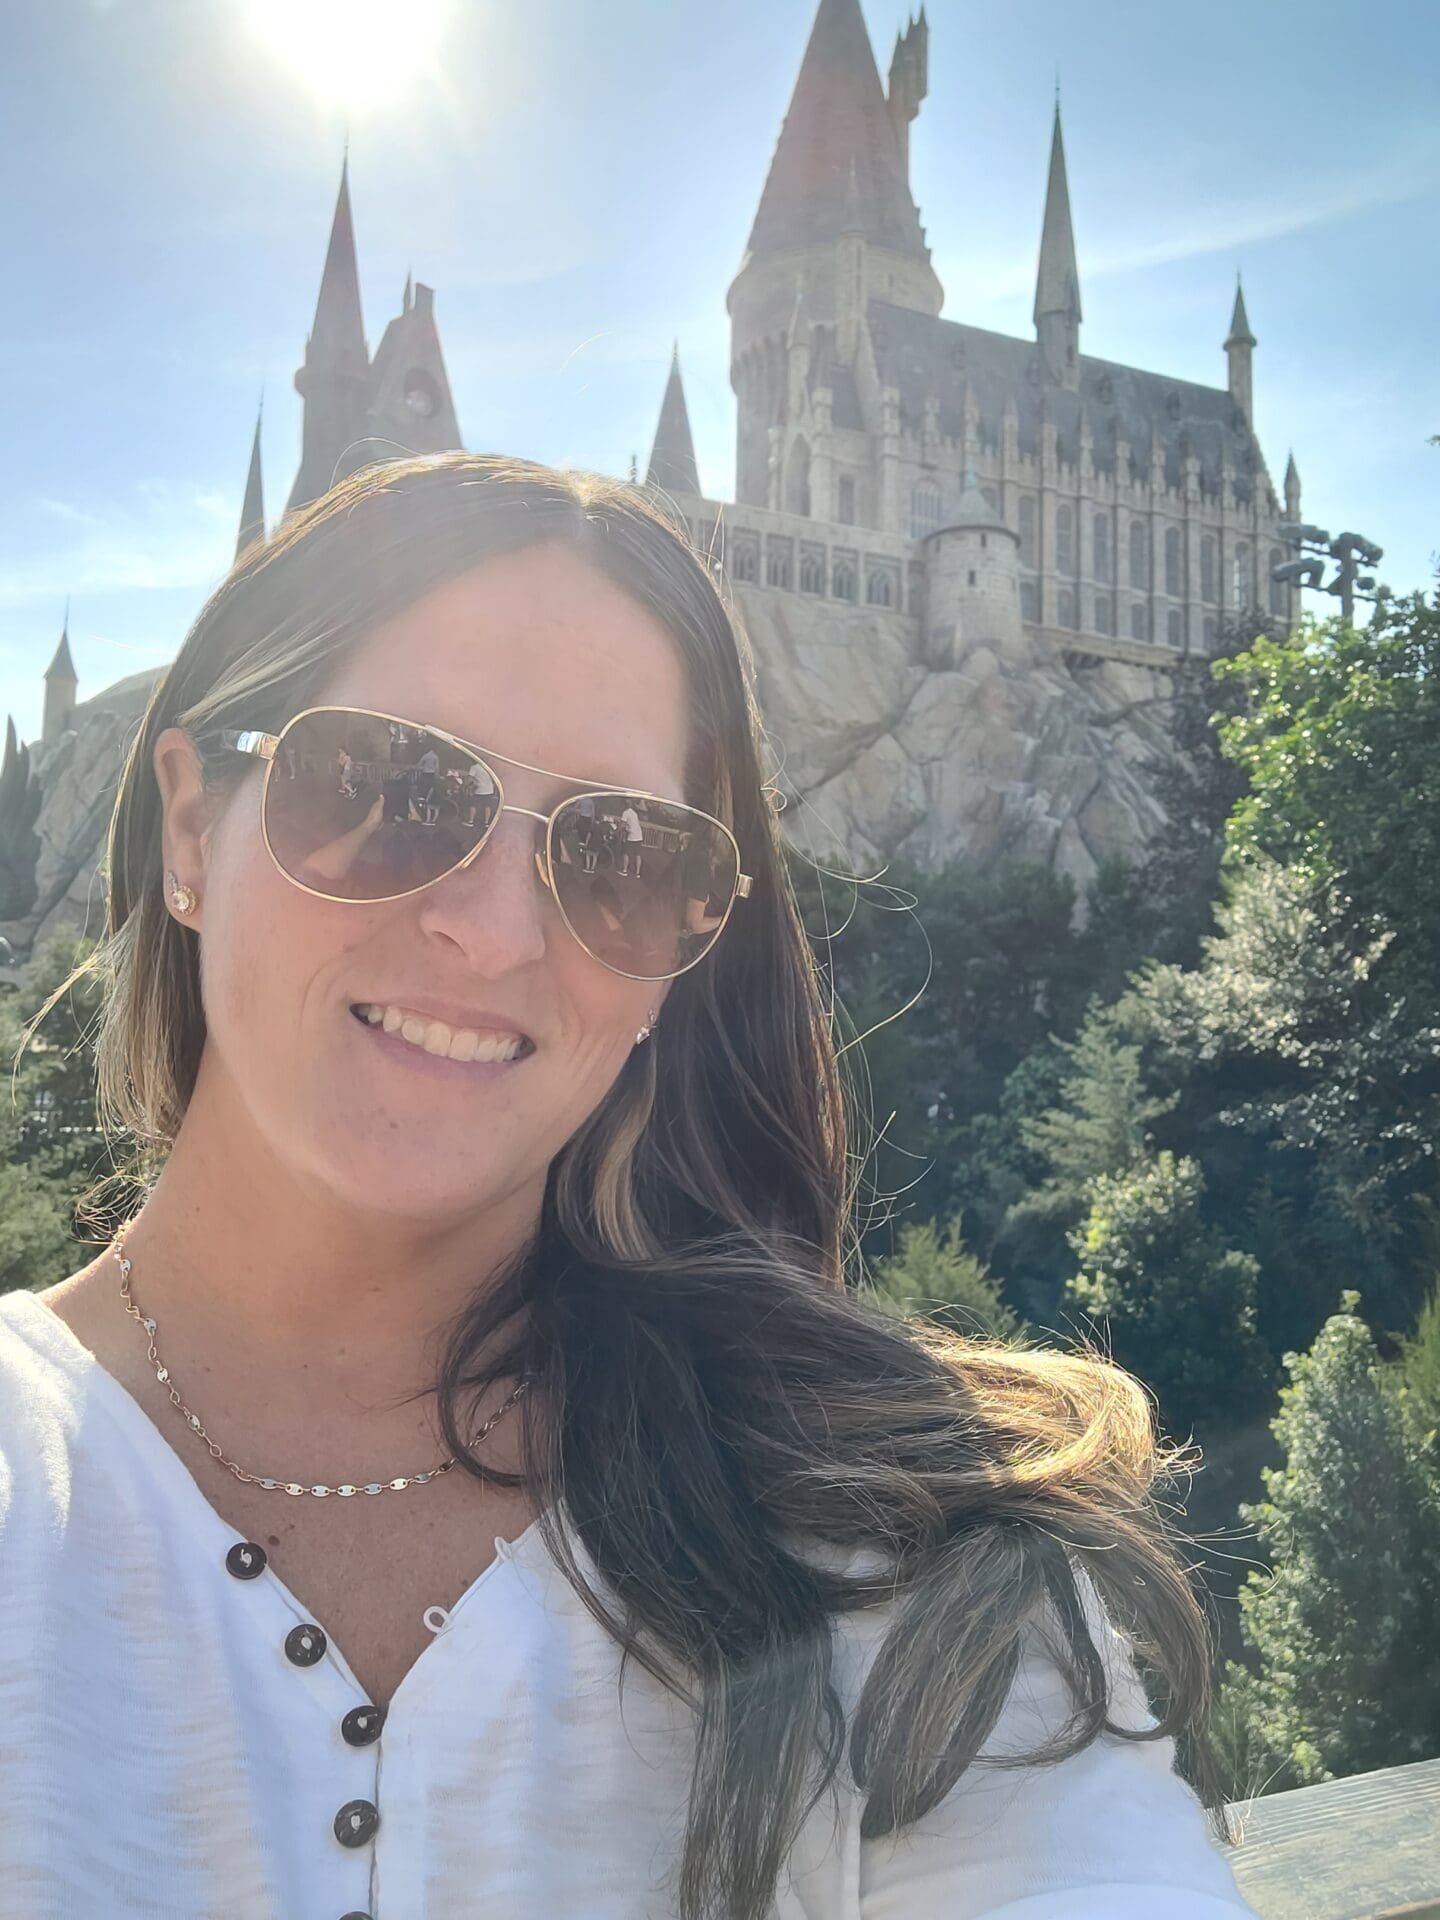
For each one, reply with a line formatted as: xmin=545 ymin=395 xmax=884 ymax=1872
xmin=1020 ymin=578 xmax=1039 ymax=623
xmin=1233 ymin=541 xmax=1251 ymax=608
xmin=1057 ymin=586 xmax=1075 ymax=629
xmin=1203 ymin=616 xmax=1218 ymax=649
xmin=765 ymin=546 xmax=792 ymax=590
xmin=1164 ymin=526 xmax=1182 ymax=597
xmin=866 ymin=568 xmax=894 ymax=608
xmin=1093 ymin=513 xmax=1111 ymax=583
xmin=832 ymin=560 xmax=857 ymax=602
xmin=909 ymin=484 xmax=943 ymax=539
xmin=1167 ymin=608 xmax=1183 ymax=647
xmin=1018 ymin=494 xmax=1037 ymax=568
xmin=1129 ymin=520 xmax=1149 ymax=590
xmin=799 ymin=550 xmax=825 ymax=594
xmin=1269 ymin=547 xmax=1287 ymax=616
xmin=837 ymin=476 xmax=855 ymax=525
xmin=1095 ymin=593 xmax=1113 ymax=636
xmin=732 ymin=544 xmax=758 ymax=585
xmin=785 ymin=437 xmax=811 ymax=517
xmin=1130 ymin=602 xmax=1149 ymax=642
xmin=1056 ymin=502 xmax=1074 ymax=575
xmin=1200 ymin=533 xmax=1217 ymax=603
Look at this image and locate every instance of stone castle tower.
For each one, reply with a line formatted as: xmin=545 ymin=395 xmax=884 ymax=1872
xmin=3 ymin=0 xmax=1313 ymax=959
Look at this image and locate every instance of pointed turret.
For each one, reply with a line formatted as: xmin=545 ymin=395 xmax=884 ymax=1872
xmin=236 ymin=407 xmax=265 ymax=560
xmin=645 ymin=345 xmax=701 ymax=498
xmin=886 ymin=10 xmax=928 ymax=184
xmin=741 ymin=0 xmax=932 ymax=269
xmin=367 ymin=279 xmax=462 ymax=457
xmin=1225 ymin=274 xmax=1257 ymax=425
xmin=43 ymin=607 xmax=77 ymax=747
xmin=288 ymin=159 xmax=372 ymax=512
xmin=1033 ymin=105 xmax=1082 ymax=390
xmin=1284 ymin=450 xmax=1302 ymax=516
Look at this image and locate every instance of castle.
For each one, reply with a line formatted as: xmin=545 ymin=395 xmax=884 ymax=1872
xmin=3 ymin=0 xmax=1304 ymax=958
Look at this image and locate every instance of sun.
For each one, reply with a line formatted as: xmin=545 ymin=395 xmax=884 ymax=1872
xmin=249 ymin=0 xmax=449 ymax=111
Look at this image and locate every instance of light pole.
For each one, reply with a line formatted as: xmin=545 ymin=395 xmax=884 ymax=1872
xmin=1272 ymin=524 xmax=1388 ymax=628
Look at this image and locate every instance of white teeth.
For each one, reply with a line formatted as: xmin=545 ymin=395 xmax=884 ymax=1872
xmin=356 ymin=1004 xmax=526 ymax=1066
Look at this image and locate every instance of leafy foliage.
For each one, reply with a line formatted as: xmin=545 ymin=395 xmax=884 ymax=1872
xmin=1227 ymin=1293 xmax=1440 ymax=1785
xmin=1066 ymin=1151 xmax=1272 ymax=1433
xmin=861 ymin=1216 xmax=1025 ymax=1345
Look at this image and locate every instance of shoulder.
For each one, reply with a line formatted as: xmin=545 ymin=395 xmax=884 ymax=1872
xmin=808 ymin=1544 xmax=1257 ymax=1917
xmin=0 ymin=1287 xmax=97 ymax=1536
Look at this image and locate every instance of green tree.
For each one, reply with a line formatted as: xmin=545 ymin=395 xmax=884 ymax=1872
xmin=1229 ymin=1292 xmax=1440 ymax=1785
xmin=1067 ymin=1152 xmax=1272 ymax=1432
xmin=0 ymin=1022 xmax=82 ymax=1296
xmin=1217 ymin=593 xmax=1440 ymax=1008
xmin=862 ymin=1216 xmax=1025 ymax=1345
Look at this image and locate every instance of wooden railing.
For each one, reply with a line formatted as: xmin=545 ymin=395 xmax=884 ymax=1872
xmin=1226 ymin=1758 xmax=1440 ymax=1918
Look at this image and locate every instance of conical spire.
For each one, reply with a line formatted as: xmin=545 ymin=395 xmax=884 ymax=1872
xmin=645 ymin=344 xmax=701 ymax=498
xmin=743 ymin=0 xmax=929 ymax=265
xmin=45 ymin=605 xmax=75 ymax=683
xmin=949 ymin=465 xmax=1009 ymax=533
xmin=1034 ymin=105 xmax=1082 ymax=329
xmin=307 ymin=158 xmax=367 ymax=371
xmin=236 ymin=405 xmax=265 ymax=560
xmin=1226 ymin=274 xmax=1256 ymax=349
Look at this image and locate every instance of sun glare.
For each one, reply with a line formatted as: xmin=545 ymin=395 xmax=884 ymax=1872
xmin=249 ymin=0 xmax=449 ymax=110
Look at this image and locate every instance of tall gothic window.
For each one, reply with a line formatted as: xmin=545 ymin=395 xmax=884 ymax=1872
xmin=1095 ymin=593 xmax=1113 ymax=635
xmin=1167 ymin=608 xmax=1183 ymax=647
xmin=866 ymin=568 xmax=894 ymax=608
xmin=837 ymin=475 xmax=855 ymax=526
xmin=909 ymin=484 xmax=943 ymax=540
xmin=1269 ymin=547 xmax=1287 ymax=616
xmin=1056 ymin=502 xmax=1074 ymax=575
xmin=1018 ymin=494 xmax=1038 ymax=568
xmin=1204 ymin=616 xmax=1218 ymax=649
xmin=1129 ymin=520 xmax=1149 ymax=590
xmin=799 ymin=550 xmax=825 ymax=594
xmin=1093 ymin=513 xmax=1111 ymax=583
xmin=1164 ymin=526 xmax=1182 ymax=597
xmin=1057 ymin=587 xmax=1076 ymax=629
xmin=1233 ymin=542 xmax=1251 ymax=608
xmin=1131 ymin=602 xmax=1149 ymax=642
xmin=832 ymin=559 xmax=857 ymax=602
xmin=1200 ymin=533 xmax=1217 ymax=603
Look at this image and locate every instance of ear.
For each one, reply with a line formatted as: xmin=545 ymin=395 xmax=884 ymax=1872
xmin=151 ymin=726 xmax=217 ymax=934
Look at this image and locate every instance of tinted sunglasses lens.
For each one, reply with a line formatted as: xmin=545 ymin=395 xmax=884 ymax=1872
xmin=550 ymin=794 xmax=739 ymax=978
xmin=264 ymin=710 xmax=500 ymax=900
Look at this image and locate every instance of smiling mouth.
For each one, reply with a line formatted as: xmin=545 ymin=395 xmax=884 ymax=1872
xmin=350 ymin=1002 xmax=534 ymax=1065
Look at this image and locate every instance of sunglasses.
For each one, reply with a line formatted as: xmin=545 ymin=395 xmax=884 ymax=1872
xmin=194 ymin=704 xmax=753 ymax=982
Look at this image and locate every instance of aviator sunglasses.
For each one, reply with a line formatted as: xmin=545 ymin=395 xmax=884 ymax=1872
xmin=194 ymin=704 xmax=753 ymax=983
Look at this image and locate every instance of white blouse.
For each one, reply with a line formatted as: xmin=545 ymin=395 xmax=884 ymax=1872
xmin=0 ymin=1288 xmax=1260 ymax=1919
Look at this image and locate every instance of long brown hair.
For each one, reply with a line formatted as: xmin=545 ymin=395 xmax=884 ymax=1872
xmin=30 ymin=453 xmax=1236 ymax=1919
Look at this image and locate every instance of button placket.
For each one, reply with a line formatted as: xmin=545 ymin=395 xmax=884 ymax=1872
xmin=223 ymin=1537 xmax=386 ymax=1903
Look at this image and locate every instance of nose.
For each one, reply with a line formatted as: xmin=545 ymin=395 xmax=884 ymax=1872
xmin=413 ymin=813 xmax=551 ymax=973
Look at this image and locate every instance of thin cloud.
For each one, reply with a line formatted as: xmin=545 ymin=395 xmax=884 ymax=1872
xmin=952 ymin=123 xmax=1440 ymax=300
xmin=0 ymin=482 xmax=233 ymax=610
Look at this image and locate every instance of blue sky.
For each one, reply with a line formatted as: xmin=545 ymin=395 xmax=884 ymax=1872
xmin=1 ymin=0 xmax=1436 ymax=746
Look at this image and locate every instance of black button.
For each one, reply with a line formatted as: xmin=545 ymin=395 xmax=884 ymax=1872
xmin=225 ymin=1540 xmax=267 ymax=1580
xmin=333 ymin=1798 xmax=380 ymax=1848
xmin=284 ymin=1623 xmax=327 ymax=1666
xmin=339 ymin=1912 xmax=373 ymax=1919
xmin=341 ymin=1704 xmax=385 ymax=1746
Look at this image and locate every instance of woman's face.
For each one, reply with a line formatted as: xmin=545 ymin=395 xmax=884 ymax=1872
xmin=161 ymin=542 xmax=690 ymax=1226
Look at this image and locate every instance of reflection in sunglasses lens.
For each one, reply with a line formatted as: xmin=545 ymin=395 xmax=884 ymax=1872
xmin=265 ymin=710 xmax=498 ymax=901
xmin=550 ymin=794 xmax=738 ymax=979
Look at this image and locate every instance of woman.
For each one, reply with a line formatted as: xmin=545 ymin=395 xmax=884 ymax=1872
xmin=0 ymin=454 xmax=1259 ymax=1919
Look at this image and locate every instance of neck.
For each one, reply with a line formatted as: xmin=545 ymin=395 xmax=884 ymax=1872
xmin=105 ymin=1062 xmax=545 ymax=1436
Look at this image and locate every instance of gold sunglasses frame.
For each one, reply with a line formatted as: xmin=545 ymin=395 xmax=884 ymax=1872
xmin=198 ymin=703 xmax=753 ymax=984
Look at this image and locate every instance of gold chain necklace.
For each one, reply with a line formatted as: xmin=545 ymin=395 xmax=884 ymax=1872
xmin=110 ymin=1223 xmax=533 ymax=1499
